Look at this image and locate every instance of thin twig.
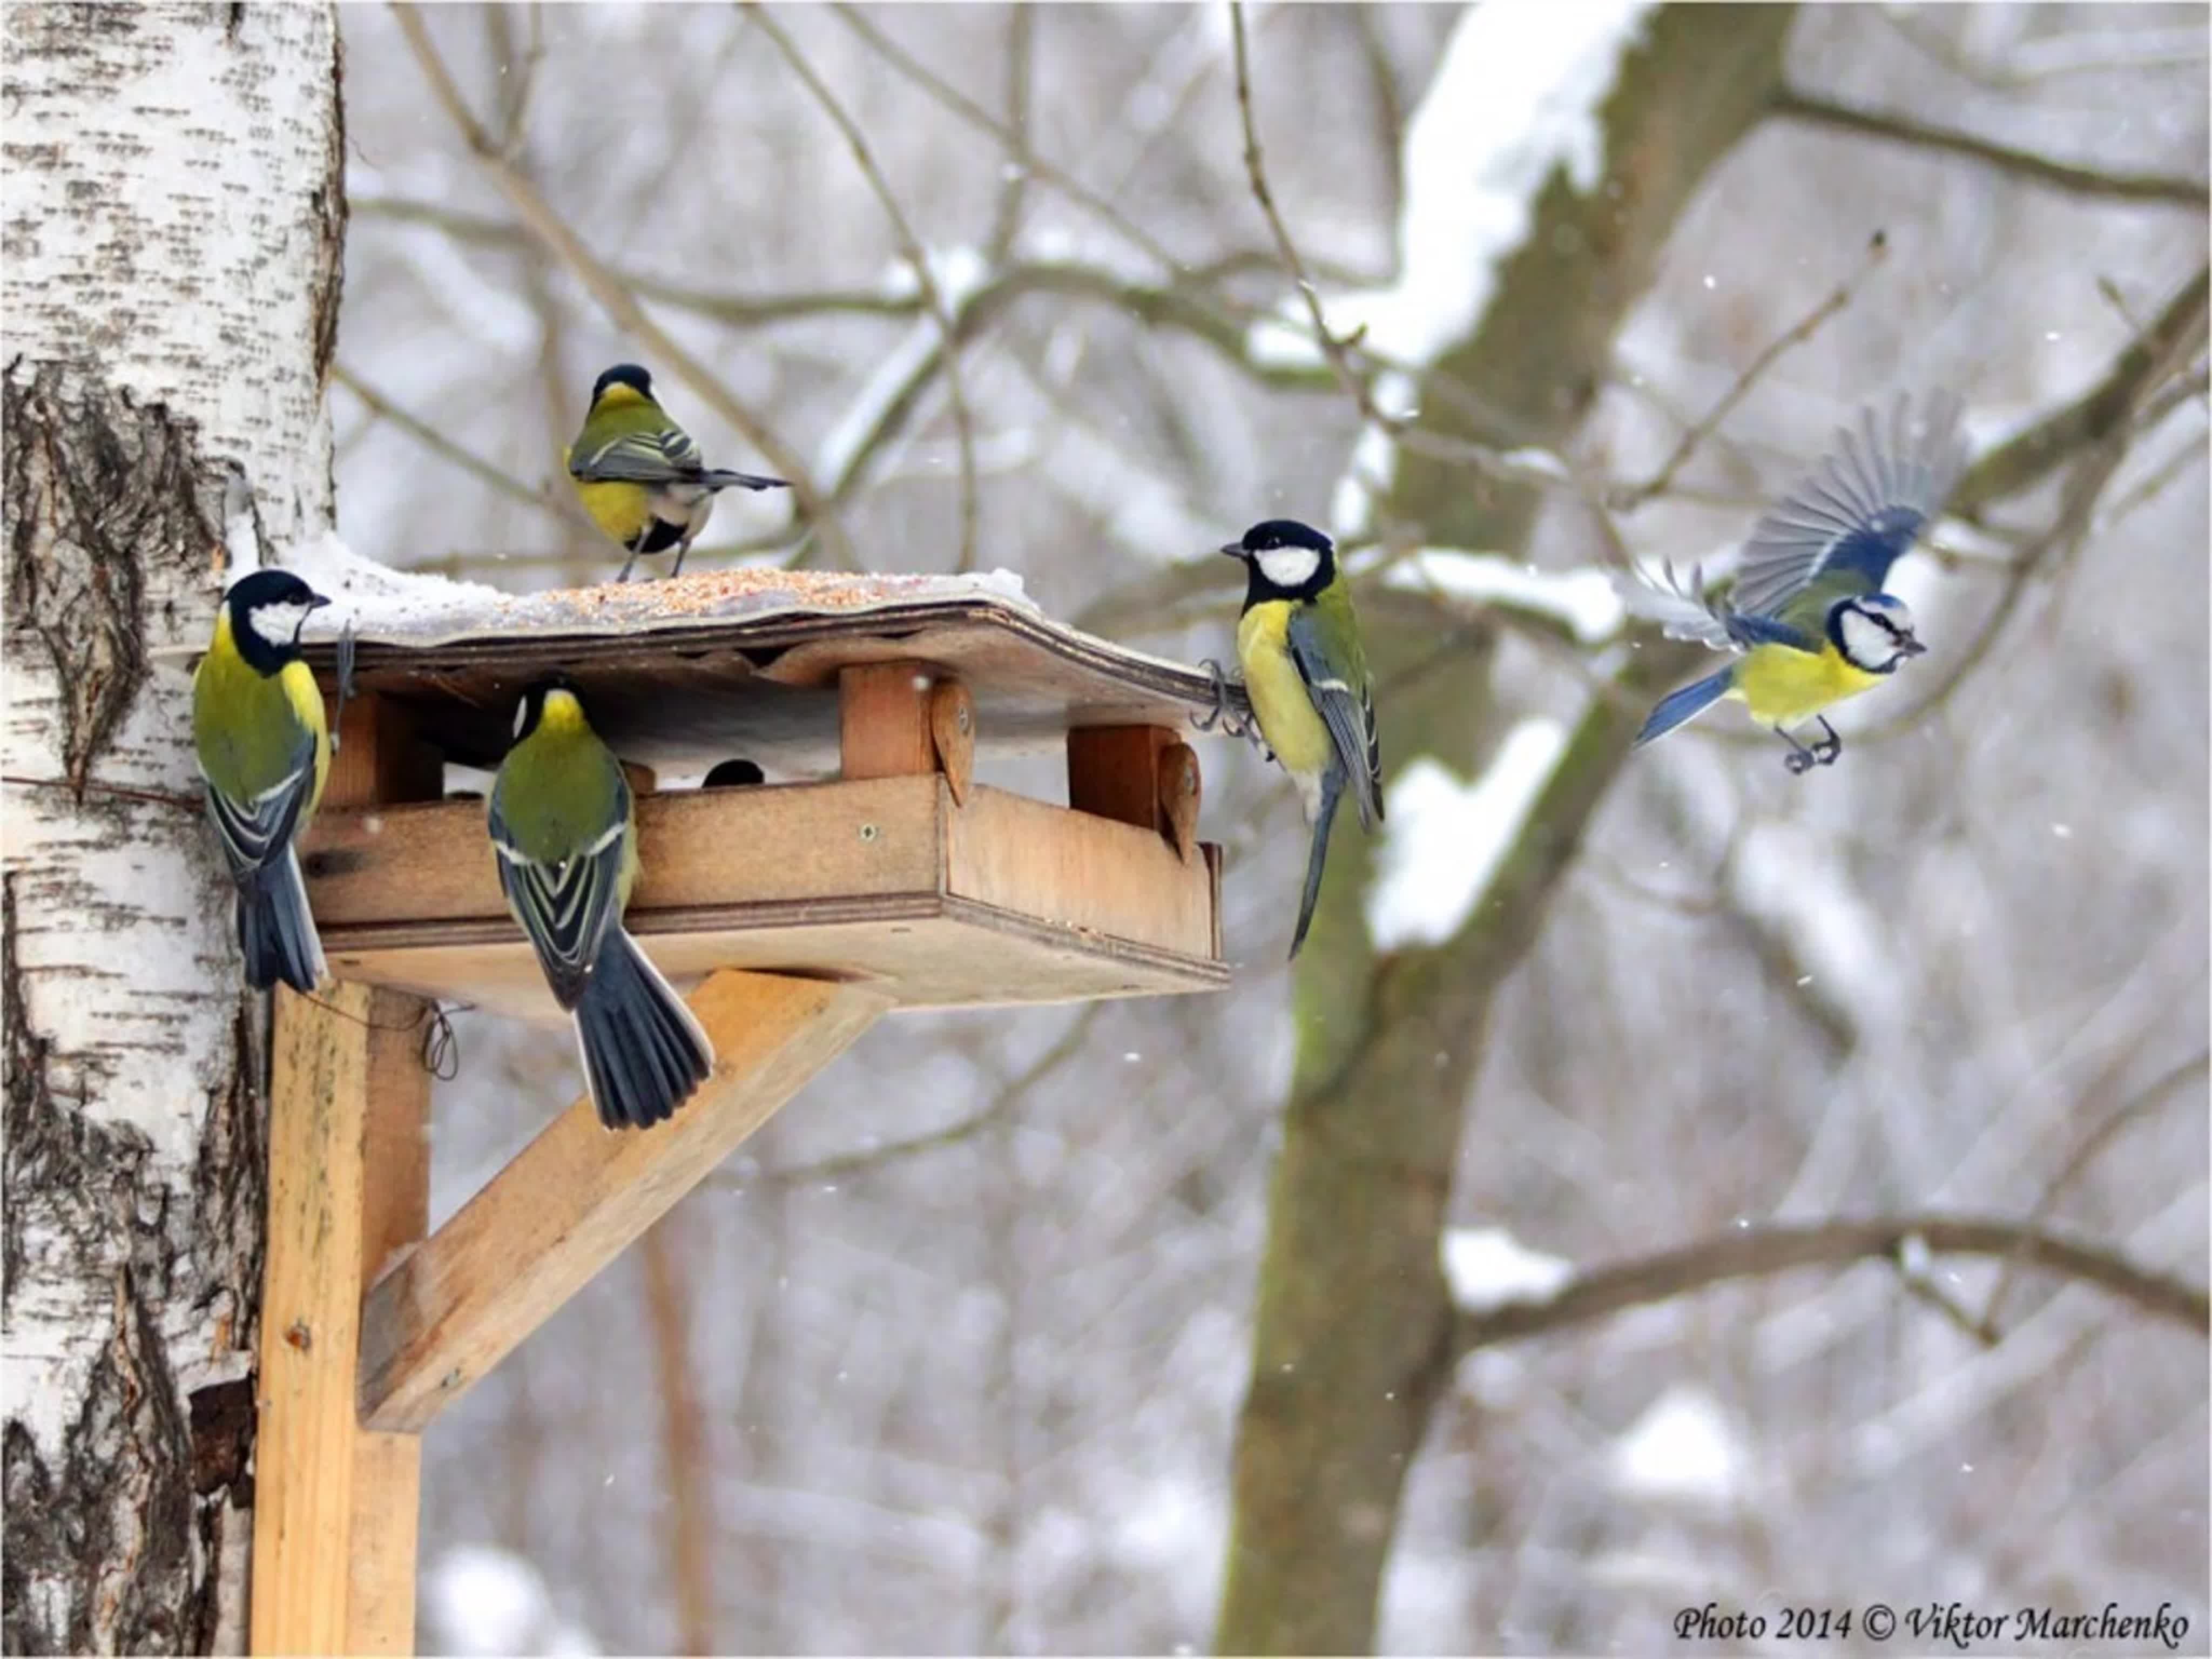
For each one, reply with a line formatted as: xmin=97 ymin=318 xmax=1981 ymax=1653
xmin=1228 ymin=1 xmax=1373 ymax=416
xmin=3 ymin=774 xmax=199 ymax=813
xmin=388 ymin=2 xmax=847 ymax=568
xmin=1453 ymin=1214 xmax=2209 ymax=1356
xmin=986 ymin=3 xmax=1034 ymax=264
xmin=1983 ymin=1051 xmax=2209 ymax=1332
xmin=1771 ymin=86 xmax=2209 ymax=209
xmin=707 ymin=1004 xmax=1108 ymax=1192
xmin=1612 ymin=231 xmax=1889 ymax=511
xmin=333 ymin=361 xmax=582 ymax=525
xmin=749 ymin=5 xmax=980 ymax=575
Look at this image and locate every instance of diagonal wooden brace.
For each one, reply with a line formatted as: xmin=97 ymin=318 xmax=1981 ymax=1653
xmin=355 ymin=969 xmax=889 ymax=1434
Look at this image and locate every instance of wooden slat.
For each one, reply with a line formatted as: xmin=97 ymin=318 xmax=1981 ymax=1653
xmin=327 ymin=904 xmax=1226 ymax=1020
xmin=838 ymin=662 xmax=934 ymax=781
xmin=928 ymin=680 xmax=975 ymax=806
xmin=325 ymin=693 xmax=442 ymax=808
xmin=251 ymin=983 xmax=429 ymax=1657
xmin=304 ymin=776 xmax=946 ymax=929
xmin=1158 ymin=740 xmax=1202 ymax=866
xmin=356 ymin=970 xmax=890 ymax=1433
xmin=1067 ymin=724 xmax=1174 ymax=830
xmin=946 ymin=785 xmax=1216 ymax=959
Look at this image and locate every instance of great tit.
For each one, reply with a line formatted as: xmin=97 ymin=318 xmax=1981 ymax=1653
xmin=192 ymin=569 xmax=334 ymax=992
xmin=489 ymin=678 xmax=713 ymax=1130
xmin=1626 ymin=391 xmax=1966 ymax=772
xmin=1215 ymin=518 xmax=1384 ymax=959
xmin=566 ymin=363 xmax=789 ymax=583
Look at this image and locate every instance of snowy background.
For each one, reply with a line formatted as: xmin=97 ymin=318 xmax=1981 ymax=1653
xmin=328 ymin=4 xmax=2207 ymax=1653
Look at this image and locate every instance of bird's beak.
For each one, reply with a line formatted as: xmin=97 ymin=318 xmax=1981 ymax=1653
xmin=1899 ymin=636 xmax=1927 ymax=657
xmin=1216 ymin=541 xmax=1245 ymax=559
xmin=307 ymin=593 xmax=333 ymax=610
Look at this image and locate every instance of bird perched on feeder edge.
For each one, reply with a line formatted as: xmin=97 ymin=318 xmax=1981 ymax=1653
xmin=192 ymin=568 xmax=334 ymax=992
xmin=489 ymin=677 xmax=713 ymax=1130
xmin=1621 ymin=390 xmax=1967 ymax=773
xmin=1205 ymin=518 xmax=1384 ymax=960
xmin=565 ymin=362 xmax=789 ymax=582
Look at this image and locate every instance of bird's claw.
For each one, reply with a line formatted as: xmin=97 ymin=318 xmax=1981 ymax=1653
xmin=1811 ymin=719 xmax=1843 ymax=767
xmin=1784 ymin=748 xmax=1814 ymax=775
xmin=1192 ymin=657 xmax=1259 ymax=747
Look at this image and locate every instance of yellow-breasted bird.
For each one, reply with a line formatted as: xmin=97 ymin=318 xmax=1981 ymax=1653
xmin=565 ymin=363 xmax=788 ymax=582
xmin=1209 ymin=518 xmax=1384 ymax=959
xmin=1623 ymin=391 xmax=1966 ymax=772
xmin=489 ymin=678 xmax=713 ymax=1129
xmin=192 ymin=569 xmax=333 ymax=992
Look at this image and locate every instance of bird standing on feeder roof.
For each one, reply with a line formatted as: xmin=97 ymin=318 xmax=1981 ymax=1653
xmin=193 ymin=569 xmax=335 ymax=993
xmin=489 ymin=678 xmax=714 ymax=1129
xmin=1620 ymin=391 xmax=1967 ymax=773
xmin=1206 ymin=518 xmax=1384 ymax=960
xmin=565 ymin=363 xmax=790 ymax=583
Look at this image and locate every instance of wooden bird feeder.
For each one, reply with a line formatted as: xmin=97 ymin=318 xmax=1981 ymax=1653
xmin=240 ymin=568 xmax=1241 ymax=1654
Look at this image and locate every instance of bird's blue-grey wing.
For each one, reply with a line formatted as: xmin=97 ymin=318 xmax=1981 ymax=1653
xmin=203 ymin=725 xmax=318 ymax=880
xmin=568 ymin=425 xmax=706 ymax=485
xmin=1286 ymin=608 xmax=1384 ymax=830
xmin=1730 ymin=390 xmax=1967 ymax=617
xmin=487 ymin=798 xmax=630 ymax=1010
xmin=1616 ymin=561 xmax=1818 ymax=653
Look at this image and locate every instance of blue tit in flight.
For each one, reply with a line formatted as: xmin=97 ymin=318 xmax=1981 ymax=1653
xmin=1213 ymin=518 xmax=1384 ymax=959
xmin=192 ymin=569 xmax=334 ymax=992
xmin=566 ymin=363 xmax=789 ymax=583
xmin=489 ymin=678 xmax=713 ymax=1130
xmin=1624 ymin=391 xmax=1966 ymax=772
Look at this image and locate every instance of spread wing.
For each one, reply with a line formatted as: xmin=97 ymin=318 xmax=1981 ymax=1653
xmin=487 ymin=799 xmax=631 ymax=1010
xmin=1617 ymin=560 xmax=1819 ymax=655
xmin=568 ymin=423 xmax=706 ymax=487
xmin=1287 ymin=606 xmax=1384 ymax=830
xmin=203 ymin=728 xmax=318 ymax=880
xmin=1730 ymin=389 xmax=1967 ymax=618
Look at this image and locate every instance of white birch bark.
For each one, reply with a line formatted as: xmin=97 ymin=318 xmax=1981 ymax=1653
xmin=2 ymin=4 xmax=343 ymax=1650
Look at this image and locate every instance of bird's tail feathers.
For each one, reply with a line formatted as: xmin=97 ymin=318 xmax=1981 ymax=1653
xmin=572 ymin=930 xmax=714 ymax=1130
xmin=698 ymin=469 xmax=790 ymax=494
xmin=1289 ymin=770 xmax=1345 ymax=961
xmin=238 ymin=846 xmax=326 ymax=993
xmin=1634 ymin=667 xmax=1734 ymax=750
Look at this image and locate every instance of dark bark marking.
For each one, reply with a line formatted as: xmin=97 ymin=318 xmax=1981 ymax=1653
xmin=2 ymin=363 xmax=224 ymax=798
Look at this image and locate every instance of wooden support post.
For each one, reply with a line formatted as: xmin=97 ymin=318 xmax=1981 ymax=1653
xmin=1069 ymin=725 xmax=1204 ymax=867
xmin=356 ymin=970 xmax=891 ymax=1433
xmin=839 ymin=662 xmax=935 ymax=781
xmin=252 ymin=692 xmax=437 ymax=1657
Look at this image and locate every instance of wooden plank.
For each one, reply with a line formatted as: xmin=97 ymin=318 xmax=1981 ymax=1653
xmin=1158 ymin=740 xmax=1202 ymax=866
xmin=327 ymin=905 xmax=1226 ymax=1020
xmin=356 ymin=970 xmax=891 ymax=1433
xmin=251 ymin=983 xmax=429 ymax=1657
xmin=839 ymin=662 xmax=934 ymax=781
xmin=928 ymin=680 xmax=975 ymax=806
xmin=325 ymin=692 xmax=442 ymax=808
xmin=303 ymin=776 xmax=947 ymax=929
xmin=1067 ymin=724 xmax=1173 ymax=830
xmin=947 ymin=786 xmax=1216 ymax=959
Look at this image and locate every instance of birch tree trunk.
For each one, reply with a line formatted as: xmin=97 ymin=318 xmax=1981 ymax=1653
xmin=1213 ymin=6 xmax=1793 ymax=1652
xmin=2 ymin=5 xmax=344 ymax=1651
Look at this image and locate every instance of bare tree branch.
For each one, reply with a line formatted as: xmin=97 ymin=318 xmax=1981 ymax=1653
xmin=333 ymin=360 xmax=584 ymax=526
xmin=1454 ymin=1215 xmax=2209 ymax=1357
xmin=1771 ymin=86 xmax=2210 ymax=208
xmin=388 ymin=1 xmax=849 ymax=569
xmin=1611 ymin=230 xmax=1890 ymax=511
xmin=749 ymin=5 xmax=980 ymax=574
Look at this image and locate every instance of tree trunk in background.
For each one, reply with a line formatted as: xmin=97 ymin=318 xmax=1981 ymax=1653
xmin=1213 ymin=8 xmax=1795 ymax=1653
xmin=2 ymin=5 xmax=344 ymax=1651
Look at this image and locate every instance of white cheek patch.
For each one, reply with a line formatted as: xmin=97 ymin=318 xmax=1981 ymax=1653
xmin=1840 ymin=606 xmax=1911 ymax=671
xmin=248 ymin=602 xmax=312 ymax=648
xmin=1256 ymin=546 xmax=1321 ymax=589
xmin=514 ymin=698 xmax=531 ymax=739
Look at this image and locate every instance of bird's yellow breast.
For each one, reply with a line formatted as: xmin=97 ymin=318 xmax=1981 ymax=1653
xmin=1731 ymin=641 xmax=1887 ymax=729
xmin=571 ymin=477 xmax=655 ymax=547
xmin=1237 ymin=602 xmax=1333 ymax=778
